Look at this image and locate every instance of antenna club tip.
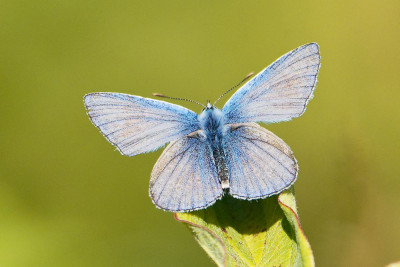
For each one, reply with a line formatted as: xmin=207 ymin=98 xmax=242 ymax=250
xmin=152 ymin=93 xmax=164 ymax=97
xmin=246 ymin=72 xmax=255 ymax=77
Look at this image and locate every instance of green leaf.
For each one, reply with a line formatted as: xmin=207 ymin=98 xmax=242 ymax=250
xmin=175 ymin=187 xmax=314 ymax=267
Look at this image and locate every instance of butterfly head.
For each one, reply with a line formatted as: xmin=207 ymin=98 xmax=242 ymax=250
xmin=205 ymin=101 xmax=214 ymax=110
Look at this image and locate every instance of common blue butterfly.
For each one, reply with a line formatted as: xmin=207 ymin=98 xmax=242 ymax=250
xmin=84 ymin=43 xmax=320 ymax=212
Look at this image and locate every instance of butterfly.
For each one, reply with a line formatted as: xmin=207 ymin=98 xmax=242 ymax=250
xmin=84 ymin=43 xmax=320 ymax=212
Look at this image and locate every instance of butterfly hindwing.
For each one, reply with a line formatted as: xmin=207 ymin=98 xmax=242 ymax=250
xmin=150 ymin=131 xmax=223 ymax=212
xmin=223 ymin=123 xmax=298 ymax=199
xmin=223 ymin=43 xmax=320 ymax=124
xmin=84 ymin=93 xmax=199 ymax=156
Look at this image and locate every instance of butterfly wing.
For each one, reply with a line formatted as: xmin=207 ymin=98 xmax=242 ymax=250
xmin=84 ymin=93 xmax=199 ymax=156
xmin=223 ymin=43 xmax=320 ymax=124
xmin=223 ymin=123 xmax=297 ymax=199
xmin=150 ymin=131 xmax=223 ymax=212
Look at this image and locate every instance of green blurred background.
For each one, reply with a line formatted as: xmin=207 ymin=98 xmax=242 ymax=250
xmin=1 ymin=0 xmax=399 ymax=266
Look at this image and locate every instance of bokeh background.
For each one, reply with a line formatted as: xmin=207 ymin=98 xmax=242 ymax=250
xmin=1 ymin=0 xmax=399 ymax=266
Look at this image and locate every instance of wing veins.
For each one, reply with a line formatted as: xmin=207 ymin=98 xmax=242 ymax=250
xmin=245 ymin=137 xmax=295 ymax=176
xmin=247 ymin=141 xmax=291 ymax=191
xmin=236 ymin=143 xmax=276 ymax=195
xmin=166 ymin=150 xmax=199 ymax=209
xmin=88 ymin=108 xmax=188 ymax=121
xmin=154 ymin=143 xmax=195 ymax=203
xmin=267 ymin=74 xmax=317 ymax=90
xmin=95 ymin=117 xmax=187 ymax=128
xmin=266 ymin=63 xmax=320 ymax=86
xmin=225 ymin=144 xmax=246 ymax=196
xmin=234 ymin=146 xmax=265 ymax=197
xmin=235 ymin=135 xmax=283 ymax=182
xmin=234 ymin=131 xmax=295 ymax=175
xmin=117 ymin=125 xmax=185 ymax=151
xmin=269 ymin=44 xmax=309 ymax=71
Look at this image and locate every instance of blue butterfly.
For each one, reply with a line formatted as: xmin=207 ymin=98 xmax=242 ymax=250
xmin=84 ymin=43 xmax=320 ymax=212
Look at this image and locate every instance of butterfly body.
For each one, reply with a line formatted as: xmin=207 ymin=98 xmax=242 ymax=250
xmin=198 ymin=103 xmax=231 ymax=189
xmin=84 ymin=43 xmax=321 ymax=212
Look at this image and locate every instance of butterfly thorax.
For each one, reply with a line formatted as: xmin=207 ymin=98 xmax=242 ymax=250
xmin=198 ymin=104 xmax=225 ymax=139
xmin=198 ymin=104 xmax=230 ymax=189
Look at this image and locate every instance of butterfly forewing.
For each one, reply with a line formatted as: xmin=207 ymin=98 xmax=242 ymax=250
xmin=84 ymin=93 xmax=199 ymax=156
xmin=150 ymin=132 xmax=223 ymax=212
xmin=223 ymin=123 xmax=298 ymax=199
xmin=223 ymin=43 xmax=320 ymax=124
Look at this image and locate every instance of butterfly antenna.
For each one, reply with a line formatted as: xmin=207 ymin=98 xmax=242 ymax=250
xmin=213 ymin=72 xmax=254 ymax=106
xmin=152 ymin=93 xmax=206 ymax=108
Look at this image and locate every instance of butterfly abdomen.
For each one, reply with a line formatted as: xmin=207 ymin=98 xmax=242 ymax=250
xmin=209 ymin=136 xmax=229 ymax=189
